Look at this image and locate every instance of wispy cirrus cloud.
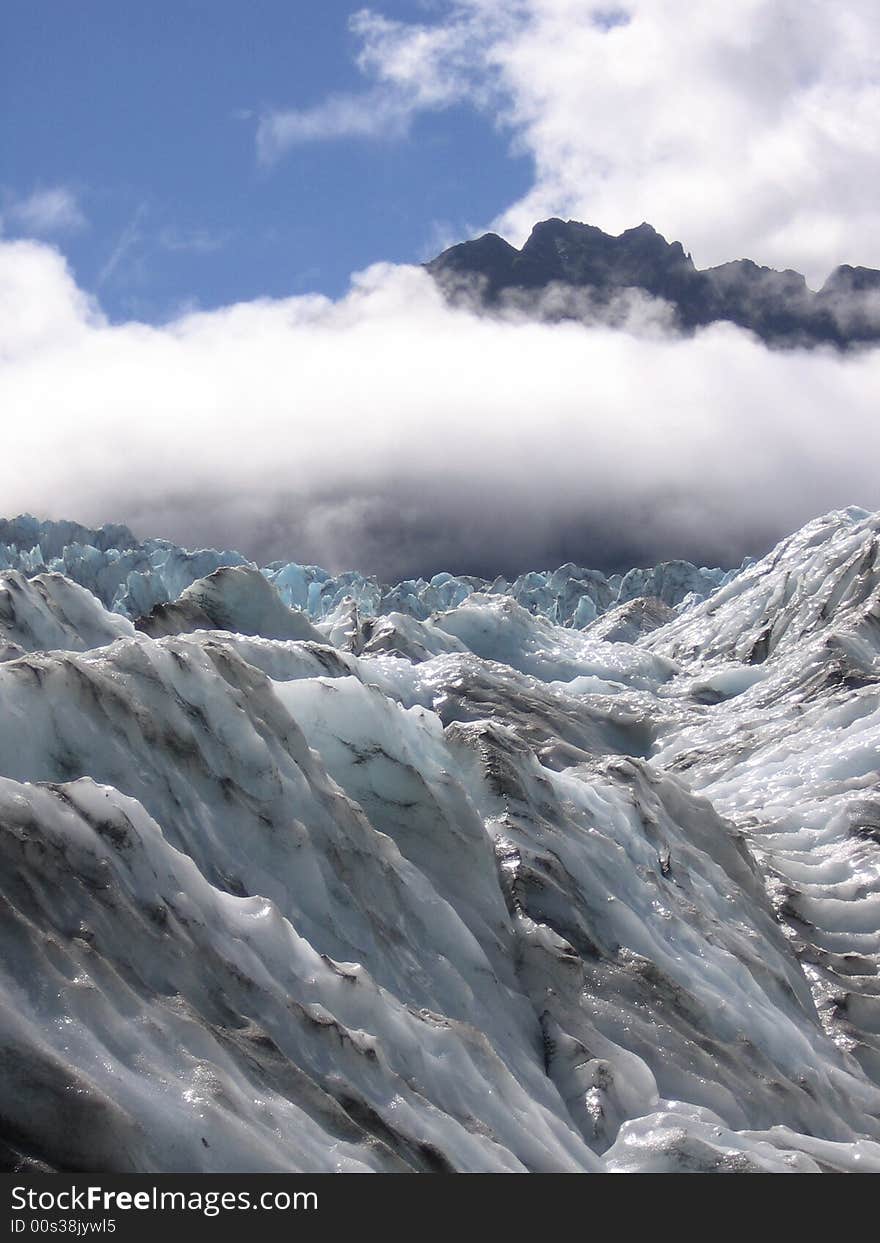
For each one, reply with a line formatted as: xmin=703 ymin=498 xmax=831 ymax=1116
xmin=97 ymin=203 xmax=149 ymax=288
xmin=255 ymin=5 xmax=499 ymax=164
xmin=256 ymin=88 xmax=415 ymax=163
xmin=2 ymin=185 xmax=87 ymax=236
xmin=96 ymin=209 xmax=231 ymax=301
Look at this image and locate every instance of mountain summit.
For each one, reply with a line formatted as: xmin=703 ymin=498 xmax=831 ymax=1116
xmin=427 ymin=218 xmax=880 ymax=347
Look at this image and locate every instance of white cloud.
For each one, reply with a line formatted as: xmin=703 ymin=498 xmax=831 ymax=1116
xmin=484 ymin=0 xmax=880 ymax=284
xmin=255 ymin=5 xmax=500 ymax=163
xmin=257 ymin=89 xmax=415 ymax=162
xmin=2 ymin=186 xmax=87 ymax=236
xmin=0 ymin=240 xmax=102 ymax=359
xmin=349 ymin=7 xmax=497 ymax=109
xmin=293 ymin=0 xmax=880 ymax=284
xmin=2 ymin=236 xmax=879 ymax=579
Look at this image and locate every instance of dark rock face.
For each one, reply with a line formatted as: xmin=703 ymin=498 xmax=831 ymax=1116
xmin=426 ymin=218 xmax=880 ymax=348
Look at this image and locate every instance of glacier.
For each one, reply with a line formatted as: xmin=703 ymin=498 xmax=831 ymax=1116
xmin=2 ymin=508 xmax=880 ymax=1173
xmin=0 ymin=514 xmax=735 ymax=630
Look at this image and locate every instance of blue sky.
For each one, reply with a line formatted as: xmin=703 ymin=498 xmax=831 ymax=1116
xmin=1 ymin=1 xmax=530 ymax=320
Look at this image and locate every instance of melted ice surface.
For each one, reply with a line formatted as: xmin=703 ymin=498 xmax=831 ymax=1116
xmin=2 ymin=508 xmax=880 ymax=1173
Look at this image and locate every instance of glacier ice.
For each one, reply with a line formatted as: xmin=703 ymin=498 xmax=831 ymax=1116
xmin=0 ymin=570 xmax=134 ymax=659
xmin=0 ymin=514 xmax=736 ymax=629
xmin=2 ymin=508 xmax=880 ymax=1173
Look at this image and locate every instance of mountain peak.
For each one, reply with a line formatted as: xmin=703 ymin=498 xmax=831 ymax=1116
xmin=426 ymin=220 xmax=880 ymax=348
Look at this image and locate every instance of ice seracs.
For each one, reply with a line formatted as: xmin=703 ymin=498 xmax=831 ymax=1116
xmin=135 ymin=565 xmax=324 ymax=644
xmin=0 ymin=513 xmax=736 ymax=629
xmin=1 ymin=509 xmax=880 ymax=1173
xmin=0 ymin=569 xmax=133 ymax=659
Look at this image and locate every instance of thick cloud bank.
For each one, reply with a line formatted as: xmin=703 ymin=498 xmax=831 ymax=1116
xmin=2 ymin=238 xmax=879 ymax=579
